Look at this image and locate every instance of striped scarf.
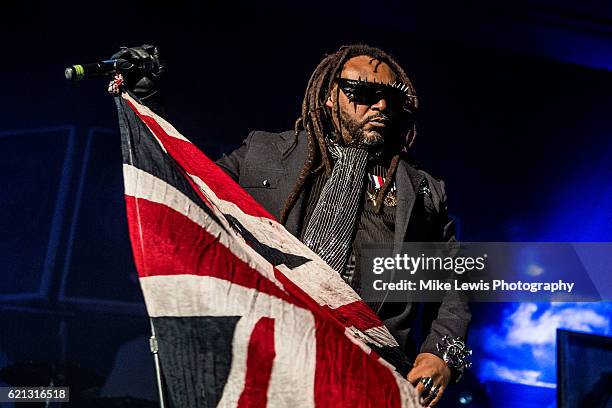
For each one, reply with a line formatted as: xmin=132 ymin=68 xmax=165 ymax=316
xmin=302 ymin=144 xmax=369 ymax=274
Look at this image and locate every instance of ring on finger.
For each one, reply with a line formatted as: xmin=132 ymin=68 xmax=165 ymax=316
xmin=419 ymin=376 xmax=433 ymax=392
xmin=420 ymin=384 xmax=440 ymax=405
xmin=430 ymin=384 xmax=440 ymax=399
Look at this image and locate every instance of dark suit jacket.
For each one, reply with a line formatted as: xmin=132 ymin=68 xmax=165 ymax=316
xmin=216 ymin=129 xmax=471 ymax=368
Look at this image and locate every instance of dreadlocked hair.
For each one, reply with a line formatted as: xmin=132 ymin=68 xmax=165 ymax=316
xmin=279 ymin=44 xmax=419 ymax=223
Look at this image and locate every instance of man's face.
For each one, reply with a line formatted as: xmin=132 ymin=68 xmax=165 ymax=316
xmin=326 ymin=55 xmax=404 ymax=148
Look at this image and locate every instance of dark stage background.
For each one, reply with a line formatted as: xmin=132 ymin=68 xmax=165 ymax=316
xmin=1 ymin=1 xmax=611 ymax=407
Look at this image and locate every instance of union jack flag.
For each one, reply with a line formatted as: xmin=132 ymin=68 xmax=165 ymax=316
xmin=114 ymin=92 xmax=419 ymax=407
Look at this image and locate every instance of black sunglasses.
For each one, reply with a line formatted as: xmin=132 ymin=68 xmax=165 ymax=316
xmin=336 ymin=78 xmax=416 ymax=113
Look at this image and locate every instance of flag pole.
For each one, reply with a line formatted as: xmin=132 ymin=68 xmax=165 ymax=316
xmin=149 ymin=319 xmax=166 ymax=408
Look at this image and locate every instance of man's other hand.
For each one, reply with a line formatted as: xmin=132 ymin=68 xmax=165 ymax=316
xmin=407 ymin=352 xmax=451 ymax=407
xmin=110 ymin=44 xmax=163 ymax=100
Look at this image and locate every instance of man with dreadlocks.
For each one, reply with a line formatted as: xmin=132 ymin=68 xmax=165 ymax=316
xmin=117 ymin=43 xmax=471 ymax=407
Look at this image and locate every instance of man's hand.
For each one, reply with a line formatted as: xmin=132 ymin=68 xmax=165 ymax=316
xmin=407 ymin=353 xmax=451 ymax=407
xmin=110 ymin=44 xmax=164 ymax=100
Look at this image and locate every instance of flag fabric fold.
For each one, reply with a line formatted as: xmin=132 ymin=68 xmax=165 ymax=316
xmin=115 ymin=92 xmax=418 ymax=408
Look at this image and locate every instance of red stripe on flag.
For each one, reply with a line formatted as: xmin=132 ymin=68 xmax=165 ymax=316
xmin=313 ymin=317 xmax=403 ymax=408
xmin=125 ymin=196 xmax=293 ymax=303
xmin=329 ymin=301 xmax=386 ymax=333
xmin=125 ymin=99 xmax=275 ymax=221
xmin=237 ymin=317 xmax=276 ymax=408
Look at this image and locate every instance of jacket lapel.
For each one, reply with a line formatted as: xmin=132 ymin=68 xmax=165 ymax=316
xmin=394 ymin=160 xmax=424 ymax=252
xmin=275 ymin=130 xmax=309 ymax=236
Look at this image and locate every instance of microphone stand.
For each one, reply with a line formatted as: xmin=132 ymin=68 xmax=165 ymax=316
xmin=149 ymin=319 xmax=166 ymax=408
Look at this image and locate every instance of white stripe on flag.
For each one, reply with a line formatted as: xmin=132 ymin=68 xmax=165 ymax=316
xmin=216 ymin=315 xmax=259 ymax=407
xmin=123 ymin=93 xmax=190 ymax=143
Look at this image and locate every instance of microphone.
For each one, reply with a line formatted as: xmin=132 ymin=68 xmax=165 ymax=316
xmin=64 ymin=59 xmax=124 ymax=81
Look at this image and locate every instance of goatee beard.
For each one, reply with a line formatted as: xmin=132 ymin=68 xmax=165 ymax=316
xmin=340 ymin=110 xmax=387 ymax=148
